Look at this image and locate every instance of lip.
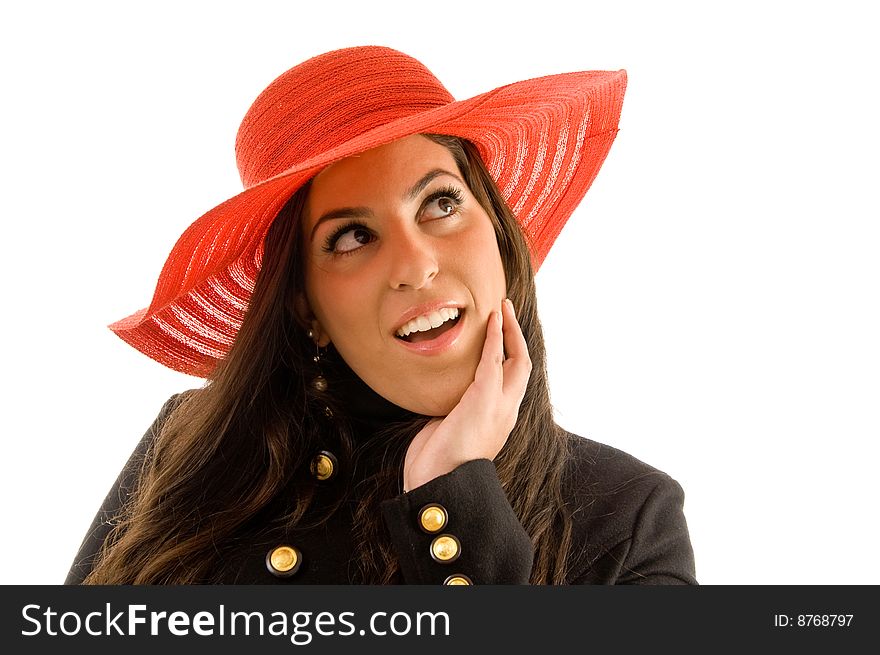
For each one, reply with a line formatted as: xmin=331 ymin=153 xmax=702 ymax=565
xmin=394 ymin=307 xmax=466 ymax=355
xmin=392 ymin=301 xmax=465 ymax=335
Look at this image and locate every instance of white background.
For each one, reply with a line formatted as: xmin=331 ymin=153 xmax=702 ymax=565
xmin=2 ymin=0 xmax=877 ymax=585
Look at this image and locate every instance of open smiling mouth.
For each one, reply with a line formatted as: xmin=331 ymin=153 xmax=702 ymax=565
xmin=395 ymin=308 xmax=464 ymax=343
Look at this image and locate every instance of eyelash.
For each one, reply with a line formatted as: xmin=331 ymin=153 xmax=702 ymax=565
xmin=321 ymin=185 xmax=465 ymax=256
xmin=427 ymin=184 xmax=465 ymax=208
xmin=321 ymin=219 xmax=366 ymax=256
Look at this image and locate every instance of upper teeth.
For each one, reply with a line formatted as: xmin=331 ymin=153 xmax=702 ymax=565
xmin=396 ymin=307 xmax=460 ymax=337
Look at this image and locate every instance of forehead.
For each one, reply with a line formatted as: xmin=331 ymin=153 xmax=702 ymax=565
xmin=305 ymin=135 xmax=458 ymax=218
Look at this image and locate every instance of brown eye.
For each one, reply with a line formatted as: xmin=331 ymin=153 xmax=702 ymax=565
xmin=326 ymin=225 xmax=374 ymax=255
xmin=423 ymin=195 xmax=461 ymax=220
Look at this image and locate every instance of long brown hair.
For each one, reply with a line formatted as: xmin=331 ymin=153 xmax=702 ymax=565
xmin=84 ymin=135 xmax=574 ymax=584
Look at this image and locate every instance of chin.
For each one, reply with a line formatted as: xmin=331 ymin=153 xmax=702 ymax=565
xmin=356 ymin=355 xmax=479 ymax=417
xmin=409 ymin=397 xmax=458 ymax=417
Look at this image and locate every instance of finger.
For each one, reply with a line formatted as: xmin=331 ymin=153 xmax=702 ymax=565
xmin=472 ymin=308 xmax=505 ymax=388
xmin=500 ymin=298 xmax=532 ymax=395
xmin=500 ymin=298 xmax=528 ymax=360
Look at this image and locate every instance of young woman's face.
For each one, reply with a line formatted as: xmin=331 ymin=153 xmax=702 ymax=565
xmin=300 ymin=134 xmax=507 ymax=416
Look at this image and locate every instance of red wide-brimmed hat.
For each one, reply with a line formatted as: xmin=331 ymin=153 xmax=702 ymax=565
xmin=110 ymin=46 xmax=627 ymax=377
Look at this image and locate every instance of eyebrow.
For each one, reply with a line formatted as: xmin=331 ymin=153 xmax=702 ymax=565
xmin=309 ymin=168 xmax=464 ymax=242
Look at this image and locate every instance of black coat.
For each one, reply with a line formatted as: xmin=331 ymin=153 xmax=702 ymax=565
xmin=66 ymin=385 xmax=697 ymax=585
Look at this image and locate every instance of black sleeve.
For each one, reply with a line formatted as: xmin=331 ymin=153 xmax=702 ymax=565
xmin=380 ymin=459 xmax=534 ymax=584
xmin=570 ymin=474 xmax=698 ymax=585
xmin=63 ymin=394 xmax=183 ymax=584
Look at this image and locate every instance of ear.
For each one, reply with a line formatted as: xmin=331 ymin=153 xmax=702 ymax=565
xmin=292 ymin=292 xmax=331 ymax=347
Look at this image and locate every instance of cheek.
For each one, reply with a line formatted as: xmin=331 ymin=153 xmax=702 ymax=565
xmin=309 ymin=276 xmax=358 ymax=329
xmin=306 ymin=267 xmax=382 ymax=355
xmin=460 ymin=224 xmax=507 ymax=296
xmin=305 ymin=264 xmax=342 ymax=326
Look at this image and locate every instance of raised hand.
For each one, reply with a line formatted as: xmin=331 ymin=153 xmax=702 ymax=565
xmin=402 ymin=298 xmax=532 ymax=492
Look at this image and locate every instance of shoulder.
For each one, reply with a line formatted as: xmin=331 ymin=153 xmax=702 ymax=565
xmin=110 ymin=389 xmax=202 ymax=493
xmin=133 ymin=390 xmax=198 ymax=450
xmin=560 ymin=430 xmax=696 ymax=584
xmin=151 ymin=388 xmax=201 ymax=432
xmin=107 ymin=389 xmax=202 ymax=498
xmin=64 ymin=388 xmax=202 ymax=584
xmin=158 ymin=388 xmax=199 ymax=419
xmin=562 ymin=430 xmax=677 ymax=502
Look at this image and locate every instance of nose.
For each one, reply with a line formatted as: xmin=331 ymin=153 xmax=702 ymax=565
xmin=387 ymin=226 xmax=438 ymax=291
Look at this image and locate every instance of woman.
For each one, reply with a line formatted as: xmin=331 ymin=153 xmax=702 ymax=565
xmin=66 ymin=46 xmax=696 ymax=585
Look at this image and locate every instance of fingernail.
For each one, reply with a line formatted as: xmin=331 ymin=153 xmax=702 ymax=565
xmin=505 ymin=298 xmax=515 ymax=315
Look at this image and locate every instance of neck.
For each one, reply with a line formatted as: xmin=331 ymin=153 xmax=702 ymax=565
xmin=322 ymin=348 xmax=413 ymax=429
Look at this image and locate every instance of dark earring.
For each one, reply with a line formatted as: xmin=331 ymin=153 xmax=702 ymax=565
xmin=308 ymin=330 xmax=333 ymax=419
xmin=308 ymin=329 xmax=329 ymax=393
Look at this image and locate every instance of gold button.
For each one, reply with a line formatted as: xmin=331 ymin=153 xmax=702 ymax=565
xmin=443 ymin=574 xmax=473 ymax=585
xmin=418 ymin=504 xmax=448 ymax=533
xmin=310 ymin=451 xmax=337 ymax=481
xmin=430 ymin=534 xmax=461 ymax=563
xmin=266 ymin=545 xmax=302 ymax=577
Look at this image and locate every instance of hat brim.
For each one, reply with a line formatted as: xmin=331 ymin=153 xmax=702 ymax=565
xmin=110 ymin=69 xmax=627 ymax=377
